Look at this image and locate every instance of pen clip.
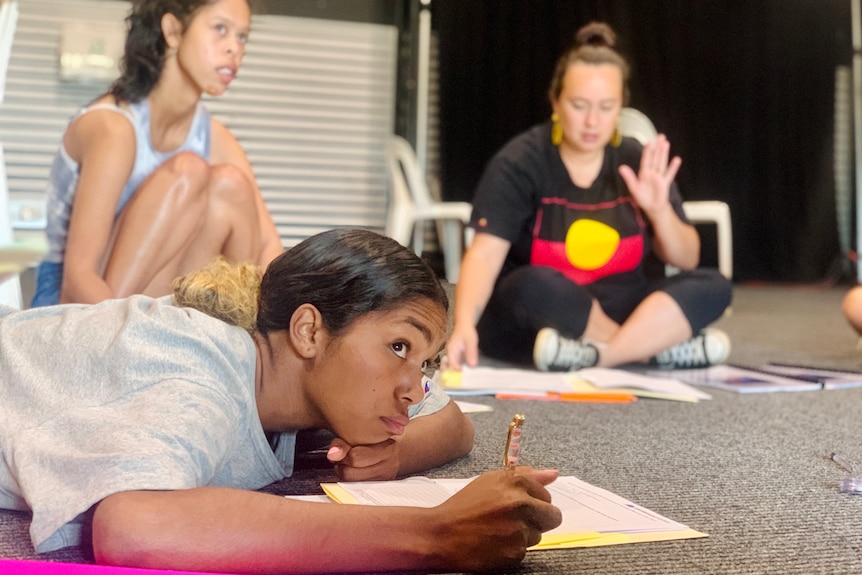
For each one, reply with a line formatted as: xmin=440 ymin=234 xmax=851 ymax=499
xmin=504 ymin=414 xmax=525 ymax=468
xmin=831 ymin=452 xmax=862 ymax=495
xmin=832 ymin=452 xmax=857 ymax=474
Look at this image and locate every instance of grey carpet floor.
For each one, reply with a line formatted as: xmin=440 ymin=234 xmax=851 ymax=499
xmin=3 ymin=284 xmax=861 ymax=574
xmin=713 ymin=284 xmax=861 ymax=370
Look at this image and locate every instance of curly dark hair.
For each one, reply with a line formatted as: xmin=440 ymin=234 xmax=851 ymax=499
xmin=109 ymin=0 xmax=250 ymax=102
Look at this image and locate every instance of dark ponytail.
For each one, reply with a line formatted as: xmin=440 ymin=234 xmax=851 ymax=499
xmin=256 ymin=229 xmax=448 ymax=337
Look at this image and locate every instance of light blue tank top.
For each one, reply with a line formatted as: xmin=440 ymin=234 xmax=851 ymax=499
xmin=41 ymin=98 xmax=212 ymax=263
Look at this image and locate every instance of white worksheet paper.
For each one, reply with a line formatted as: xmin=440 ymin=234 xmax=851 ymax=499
xmin=331 ymin=475 xmax=687 ymax=536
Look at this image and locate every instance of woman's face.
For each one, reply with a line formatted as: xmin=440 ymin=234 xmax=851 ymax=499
xmin=309 ymin=298 xmax=448 ymax=446
xmin=176 ymin=0 xmax=250 ymax=96
xmin=552 ymin=62 xmax=624 ymax=154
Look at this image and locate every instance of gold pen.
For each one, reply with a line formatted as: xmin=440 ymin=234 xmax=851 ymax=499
xmin=503 ymin=414 xmax=525 ymax=468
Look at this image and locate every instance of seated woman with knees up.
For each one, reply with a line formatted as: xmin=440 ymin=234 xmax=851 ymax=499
xmin=31 ymin=0 xmax=282 ymax=307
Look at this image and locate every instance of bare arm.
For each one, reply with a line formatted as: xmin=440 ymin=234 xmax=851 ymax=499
xmin=92 ymin=468 xmax=562 ymax=574
xmin=210 ymin=119 xmax=283 ymax=266
xmin=328 ymin=400 xmax=475 ymax=481
xmin=395 ymin=400 xmax=474 ymax=476
xmin=61 ymin=110 xmax=137 ymax=304
xmin=618 ymin=134 xmax=699 ymax=270
xmin=446 ymin=232 xmax=511 ymax=369
xmin=645 ymin=203 xmax=700 ymax=270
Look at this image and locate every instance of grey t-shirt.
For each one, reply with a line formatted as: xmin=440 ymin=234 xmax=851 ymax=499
xmin=0 ymin=296 xmax=451 ymax=553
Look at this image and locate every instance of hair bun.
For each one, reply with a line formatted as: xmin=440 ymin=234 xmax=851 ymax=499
xmin=575 ymin=22 xmax=617 ymax=49
xmin=172 ymin=258 xmax=262 ymax=334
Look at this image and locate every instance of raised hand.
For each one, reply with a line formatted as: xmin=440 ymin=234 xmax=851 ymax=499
xmin=618 ymin=134 xmax=682 ymax=216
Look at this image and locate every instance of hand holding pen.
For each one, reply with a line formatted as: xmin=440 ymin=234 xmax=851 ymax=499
xmin=433 ymin=466 xmax=561 ymax=570
xmin=418 ymin=413 xmax=561 ymax=571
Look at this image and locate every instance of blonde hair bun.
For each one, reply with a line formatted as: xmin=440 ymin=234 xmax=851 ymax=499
xmin=172 ymin=257 xmax=262 ymax=334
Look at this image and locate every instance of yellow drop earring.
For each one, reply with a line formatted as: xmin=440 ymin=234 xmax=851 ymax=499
xmin=551 ymin=113 xmax=563 ymax=146
xmin=610 ymin=122 xmax=622 ymax=148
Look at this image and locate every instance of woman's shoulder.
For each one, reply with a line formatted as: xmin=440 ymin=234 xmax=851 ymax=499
xmin=492 ymin=123 xmax=554 ymax=169
xmin=125 ymin=294 xmax=254 ymax=354
xmin=499 ymin=123 xmax=551 ymax=153
xmin=63 ymin=97 xmax=136 ymax=160
xmin=209 ymin=114 xmax=233 ymax=142
xmin=75 ymin=95 xmax=135 ymax=123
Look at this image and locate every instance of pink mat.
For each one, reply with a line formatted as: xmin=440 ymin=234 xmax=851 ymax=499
xmin=0 ymin=559 xmax=238 ymax=575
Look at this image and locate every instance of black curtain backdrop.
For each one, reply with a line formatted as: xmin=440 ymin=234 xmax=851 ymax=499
xmin=434 ymin=0 xmax=852 ymax=282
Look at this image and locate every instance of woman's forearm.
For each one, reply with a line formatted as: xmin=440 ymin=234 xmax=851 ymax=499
xmin=453 ymin=234 xmax=510 ymax=329
xmin=93 ymin=488 xmax=443 ymax=574
xmin=93 ymin=470 xmax=561 ymax=574
xmin=649 ymin=205 xmax=700 ymax=269
xmin=396 ymin=401 xmax=474 ymax=476
xmin=60 ymin=269 xmax=115 ymax=304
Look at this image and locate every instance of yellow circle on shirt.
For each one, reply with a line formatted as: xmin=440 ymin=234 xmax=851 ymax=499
xmin=565 ymin=219 xmax=621 ymax=270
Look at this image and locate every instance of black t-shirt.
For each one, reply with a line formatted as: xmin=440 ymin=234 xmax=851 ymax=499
xmin=470 ymin=122 xmax=689 ymax=289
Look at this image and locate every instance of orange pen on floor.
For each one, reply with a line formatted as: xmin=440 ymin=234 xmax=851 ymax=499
xmin=496 ymin=391 xmax=637 ymax=403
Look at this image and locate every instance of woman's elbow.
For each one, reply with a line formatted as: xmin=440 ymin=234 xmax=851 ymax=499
xmin=454 ymin=412 xmax=475 ymax=457
xmin=92 ymin=492 xmax=165 ymax=569
xmin=658 ymin=243 xmax=700 ymax=272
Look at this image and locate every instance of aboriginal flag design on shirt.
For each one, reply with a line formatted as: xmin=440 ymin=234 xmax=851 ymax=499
xmin=530 ymin=195 xmax=645 ymax=285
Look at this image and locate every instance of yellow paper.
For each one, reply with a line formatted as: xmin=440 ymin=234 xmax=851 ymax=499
xmin=320 ymin=483 xmax=360 ymax=505
xmin=440 ymin=369 xmax=463 ymax=388
xmin=529 ymin=531 xmax=630 ymax=550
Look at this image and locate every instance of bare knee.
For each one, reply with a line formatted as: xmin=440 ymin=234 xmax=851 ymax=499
xmin=207 ymin=163 xmax=255 ymax=204
xmin=123 ymin=152 xmax=211 ymax=212
xmin=843 ymin=287 xmax=862 ymax=334
xmin=135 ymin=151 xmax=213 ymax=211
xmin=162 ymin=151 xmax=210 ymax=188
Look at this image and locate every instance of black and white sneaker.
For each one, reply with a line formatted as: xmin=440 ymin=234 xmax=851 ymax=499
xmin=650 ymin=328 xmax=731 ymax=370
xmin=533 ymin=328 xmax=599 ymax=372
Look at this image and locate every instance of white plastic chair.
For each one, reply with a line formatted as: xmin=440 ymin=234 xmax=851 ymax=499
xmin=618 ymin=107 xmax=733 ymax=279
xmin=617 ymin=107 xmax=658 ymax=147
xmin=384 ymin=135 xmax=472 ymax=283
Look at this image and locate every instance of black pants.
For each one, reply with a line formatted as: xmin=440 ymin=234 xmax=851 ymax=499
xmin=476 ymin=266 xmax=733 ymax=365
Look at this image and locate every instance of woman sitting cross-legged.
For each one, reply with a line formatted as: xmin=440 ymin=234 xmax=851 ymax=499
xmin=446 ymin=22 xmax=733 ymax=373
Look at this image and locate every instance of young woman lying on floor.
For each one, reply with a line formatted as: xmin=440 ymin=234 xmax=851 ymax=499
xmin=0 ymin=228 xmax=562 ymax=574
